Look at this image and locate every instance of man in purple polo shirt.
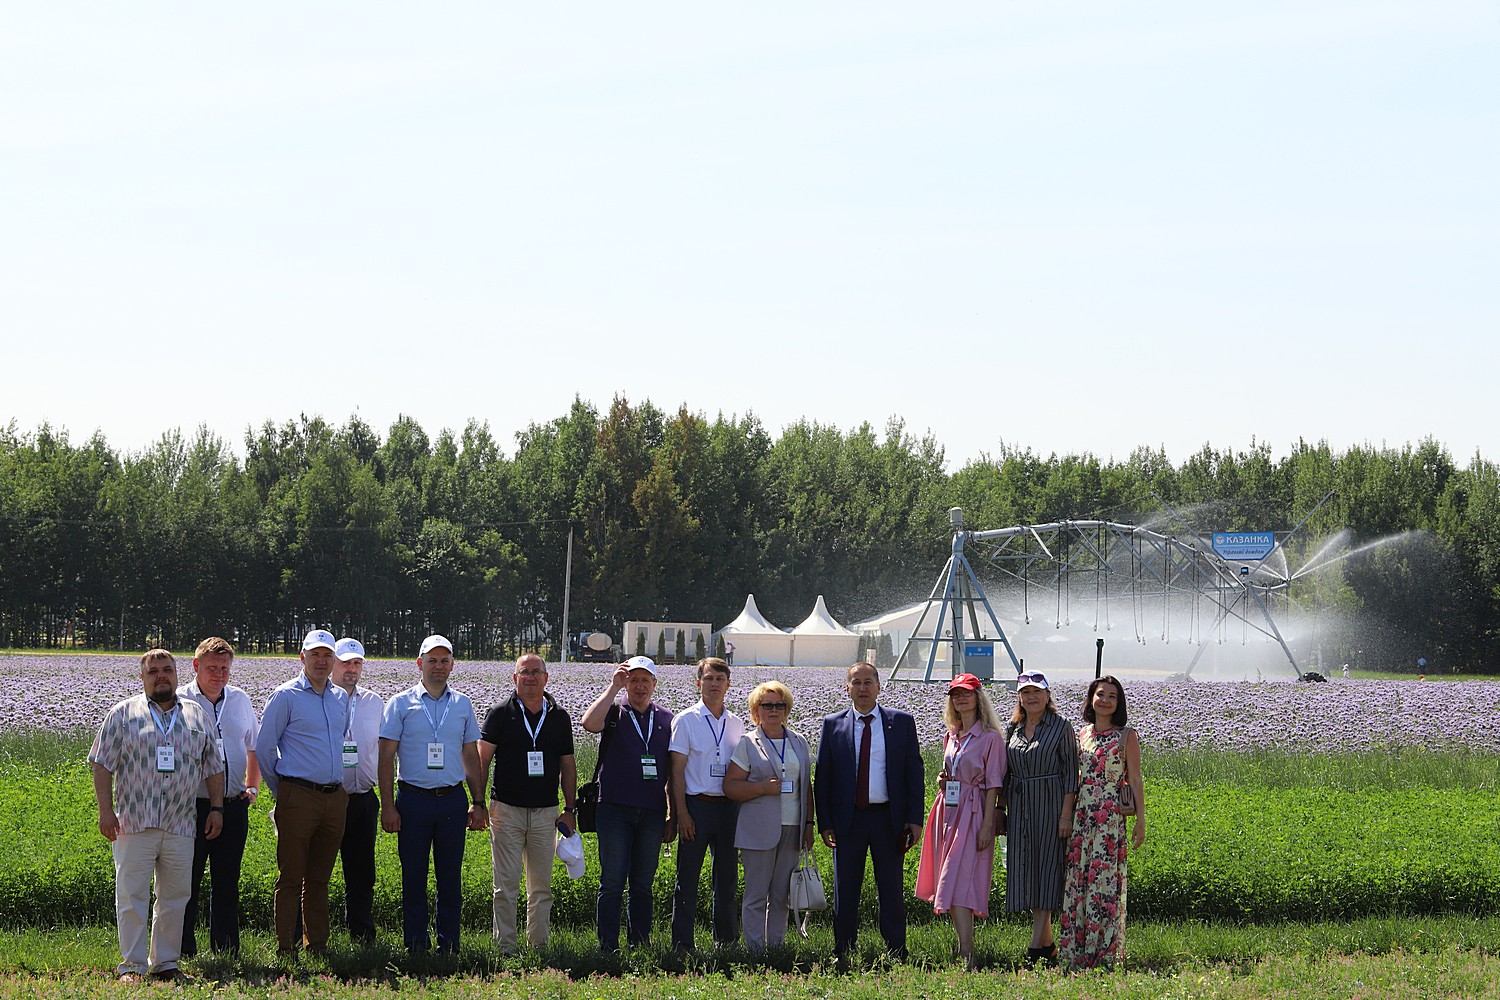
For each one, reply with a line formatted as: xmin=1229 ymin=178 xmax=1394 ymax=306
xmin=581 ymin=656 xmax=677 ymax=952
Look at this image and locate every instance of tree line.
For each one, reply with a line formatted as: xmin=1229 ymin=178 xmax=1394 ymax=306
xmin=2 ymin=398 xmax=1497 ymax=670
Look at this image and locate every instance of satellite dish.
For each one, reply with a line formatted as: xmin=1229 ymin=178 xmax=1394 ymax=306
xmin=586 ymin=632 xmax=613 ymax=651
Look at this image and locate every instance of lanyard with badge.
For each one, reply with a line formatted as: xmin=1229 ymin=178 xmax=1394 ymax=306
xmin=151 ymin=703 xmax=179 ymax=773
xmin=944 ymin=732 xmax=974 ymax=807
xmin=768 ymin=734 xmax=794 ymax=794
xmin=422 ymin=690 xmax=453 ymax=769
xmin=703 ymin=709 xmax=728 ymax=778
xmin=343 ymin=694 xmax=360 ymax=768
xmin=210 ymin=693 xmax=227 ymax=767
xmin=522 ymin=700 xmax=549 ymax=777
xmin=628 ymin=705 xmax=657 ymax=779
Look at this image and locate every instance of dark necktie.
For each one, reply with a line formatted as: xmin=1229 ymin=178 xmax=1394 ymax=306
xmin=855 ymin=713 xmax=874 ymax=809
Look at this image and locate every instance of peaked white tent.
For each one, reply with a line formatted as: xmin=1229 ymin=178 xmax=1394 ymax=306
xmin=789 ymin=595 xmax=861 ymax=667
xmin=719 ymin=594 xmax=792 ymax=666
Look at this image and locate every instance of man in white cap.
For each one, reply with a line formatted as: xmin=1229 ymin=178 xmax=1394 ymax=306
xmin=379 ymin=634 xmax=487 ymax=954
xmin=179 ymin=636 xmax=260 ymax=957
xmin=255 ymin=629 xmax=351 ymax=956
xmin=333 ymin=637 xmax=382 ymax=944
xmin=581 ymin=655 xmax=676 ymax=952
xmin=91 ymin=649 xmax=226 ymax=982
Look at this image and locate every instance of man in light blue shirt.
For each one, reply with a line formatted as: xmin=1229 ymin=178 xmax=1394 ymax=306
xmin=334 ymin=637 xmax=382 ymax=944
xmin=378 ymin=634 xmax=487 ymax=954
xmin=255 ymin=629 xmax=351 ymax=956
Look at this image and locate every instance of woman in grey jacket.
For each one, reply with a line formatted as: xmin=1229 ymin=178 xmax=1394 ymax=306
xmin=723 ymin=681 xmax=815 ymax=951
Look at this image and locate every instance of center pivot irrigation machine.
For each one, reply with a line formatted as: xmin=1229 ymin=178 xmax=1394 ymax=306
xmin=886 ymin=494 xmax=1340 ymax=685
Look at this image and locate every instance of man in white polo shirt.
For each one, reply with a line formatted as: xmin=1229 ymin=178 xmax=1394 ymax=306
xmin=178 ymin=636 xmax=259 ymax=957
xmin=668 ymin=656 xmax=744 ymax=952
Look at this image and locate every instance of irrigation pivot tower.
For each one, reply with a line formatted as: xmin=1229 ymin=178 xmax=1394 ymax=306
xmin=886 ymin=500 xmax=1328 ymax=683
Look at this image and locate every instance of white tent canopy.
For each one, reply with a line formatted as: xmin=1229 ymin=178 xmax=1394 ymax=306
xmin=789 ymin=595 xmax=861 ymax=667
xmin=719 ymin=593 xmax=793 ymax=666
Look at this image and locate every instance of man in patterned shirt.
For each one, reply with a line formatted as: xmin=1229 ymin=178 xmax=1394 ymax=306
xmin=91 ymin=649 xmax=226 ymax=983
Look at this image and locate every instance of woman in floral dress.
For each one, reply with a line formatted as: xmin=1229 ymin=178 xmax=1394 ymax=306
xmin=1059 ymin=675 xmax=1147 ymax=969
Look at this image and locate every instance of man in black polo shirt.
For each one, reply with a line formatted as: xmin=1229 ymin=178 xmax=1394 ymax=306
xmin=477 ymin=653 xmax=577 ymax=953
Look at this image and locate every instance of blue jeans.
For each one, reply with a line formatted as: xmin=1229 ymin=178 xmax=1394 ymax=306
xmin=595 ymin=802 xmax=666 ymax=951
xmin=396 ymin=787 xmax=469 ymax=953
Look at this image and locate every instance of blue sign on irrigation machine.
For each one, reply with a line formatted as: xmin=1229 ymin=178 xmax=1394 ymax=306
xmin=1212 ymin=531 xmax=1277 ymax=561
xmin=963 ymin=640 xmax=995 ymax=681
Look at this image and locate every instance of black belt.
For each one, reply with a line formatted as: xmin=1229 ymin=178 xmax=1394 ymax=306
xmin=283 ymin=775 xmax=344 ymax=794
xmin=398 ymin=781 xmax=465 ymax=797
xmin=688 ymin=793 xmax=728 ymax=800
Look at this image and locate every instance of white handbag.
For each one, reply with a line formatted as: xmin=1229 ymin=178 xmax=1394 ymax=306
xmin=788 ymin=849 xmax=827 ymax=939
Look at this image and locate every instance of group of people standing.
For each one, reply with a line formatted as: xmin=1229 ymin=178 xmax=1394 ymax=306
xmin=916 ymin=670 xmax=1147 ymax=970
xmin=89 ymin=641 xmax=1144 ymax=981
xmin=90 ymin=630 xmax=576 ymax=980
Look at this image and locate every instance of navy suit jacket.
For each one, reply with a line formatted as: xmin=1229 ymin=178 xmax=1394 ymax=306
xmin=814 ymin=705 xmax=925 ymax=838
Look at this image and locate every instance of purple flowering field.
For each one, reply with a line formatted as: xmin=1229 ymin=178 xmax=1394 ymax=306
xmin=4 ymin=653 xmax=1499 ymax=753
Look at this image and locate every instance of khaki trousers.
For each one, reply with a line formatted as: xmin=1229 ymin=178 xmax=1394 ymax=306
xmin=488 ymin=801 xmax=559 ymax=951
xmin=272 ymin=782 xmax=348 ymax=951
xmin=113 ymin=828 xmax=194 ymax=975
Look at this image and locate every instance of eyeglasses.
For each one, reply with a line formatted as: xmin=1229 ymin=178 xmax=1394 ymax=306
xmin=759 ymin=702 xmax=788 ymax=711
xmin=516 ymin=669 xmax=546 ymax=677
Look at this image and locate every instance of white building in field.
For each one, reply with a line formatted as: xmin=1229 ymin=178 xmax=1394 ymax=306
xmin=622 ymin=620 xmax=713 ymax=663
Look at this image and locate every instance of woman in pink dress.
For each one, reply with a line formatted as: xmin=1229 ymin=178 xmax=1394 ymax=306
xmin=915 ymin=673 xmax=1006 ymax=968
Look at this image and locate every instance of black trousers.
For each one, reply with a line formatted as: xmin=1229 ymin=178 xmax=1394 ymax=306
xmin=182 ymin=796 xmax=251 ymax=956
xmin=831 ymin=804 xmax=907 ymax=957
xmin=341 ymin=790 xmax=380 ymax=942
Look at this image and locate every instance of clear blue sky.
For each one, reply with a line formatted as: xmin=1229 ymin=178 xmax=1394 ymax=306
xmin=5 ymin=2 xmax=1497 ymax=468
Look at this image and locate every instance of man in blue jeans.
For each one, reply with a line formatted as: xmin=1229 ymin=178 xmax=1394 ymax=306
xmin=581 ymin=656 xmax=677 ymax=952
xmin=378 ymin=634 xmax=488 ymax=954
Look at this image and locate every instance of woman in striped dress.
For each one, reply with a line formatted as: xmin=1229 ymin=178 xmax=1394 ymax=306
xmin=1001 ymin=672 xmax=1078 ymax=966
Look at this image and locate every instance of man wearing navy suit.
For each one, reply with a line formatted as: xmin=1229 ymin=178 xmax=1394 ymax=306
xmin=814 ymin=662 xmax=925 ymax=961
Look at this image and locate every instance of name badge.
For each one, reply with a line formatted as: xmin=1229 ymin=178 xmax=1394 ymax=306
xmin=527 ymin=751 xmax=545 ymax=776
xmin=215 ymin=737 xmax=225 ymax=760
xmin=780 ymin=778 xmax=795 ymax=795
xmin=709 ymin=763 xmax=727 ymax=778
xmin=427 ymin=742 xmax=445 ymax=769
xmin=157 ymin=745 xmax=176 ymax=773
xmin=343 ymin=742 xmax=359 ymax=767
xmin=641 ymin=755 xmax=658 ymax=779
xmin=944 ymin=780 xmax=962 ymax=807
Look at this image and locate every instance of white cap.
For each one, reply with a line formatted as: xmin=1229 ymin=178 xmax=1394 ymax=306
xmin=419 ymin=634 xmax=453 ymax=657
xmin=335 ymin=637 xmax=365 ymax=661
xmin=625 ymin=655 xmax=657 ymax=676
xmin=302 ymin=629 xmax=336 ymax=652
xmin=556 ymin=829 xmax=586 ymax=879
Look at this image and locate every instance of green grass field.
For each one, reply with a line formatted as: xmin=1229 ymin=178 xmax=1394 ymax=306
xmin=7 ymin=733 xmax=1498 ymax=932
xmin=6 ymin=730 xmax=1500 ymax=996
